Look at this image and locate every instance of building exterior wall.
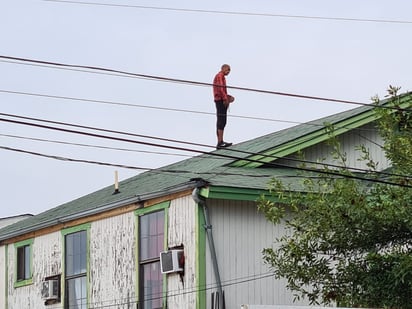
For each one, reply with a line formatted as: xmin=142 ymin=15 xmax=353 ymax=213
xmin=2 ymin=195 xmax=317 ymax=309
xmin=1 ymin=195 xmax=203 ymax=309
xmin=278 ymin=122 xmax=390 ymax=171
xmin=89 ymin=211 xmax=137 ymax=308
xmin=166 ymin=195 xmax=198 ymax=308
xmin=205 ymin=199 xmax=309 ymax=308
xmin=6 ymin=231 xmax=61 ymax=308
xmin=3 ymin=212 xmax=138 ymax=309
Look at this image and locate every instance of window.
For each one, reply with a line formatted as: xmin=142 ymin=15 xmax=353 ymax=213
xmin=17 ymin=245 xmax=30 ymax=280
xmin=64 ymin=229 xmax=88 ymax=309
xmin=14 ymin=239 xmax=33 ymax=286
xmin=139 ymin=210 xmax=165 ymax=309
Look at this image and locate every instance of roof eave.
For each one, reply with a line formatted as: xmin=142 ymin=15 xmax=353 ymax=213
xmin=0 ymin=178 xmax=208 ymax=243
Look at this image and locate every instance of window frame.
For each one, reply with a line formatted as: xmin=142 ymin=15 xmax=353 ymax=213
xmin=135 ymin=201 xmax=170 ymax=309
xmin=62 ymin=223 xmax=91 ymax=309
xmin=14 ymin=238 xmax=34 ymax=288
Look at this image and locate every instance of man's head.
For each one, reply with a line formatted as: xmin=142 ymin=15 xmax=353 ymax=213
xmin=221 ymin=64 xmax=231 ymax=76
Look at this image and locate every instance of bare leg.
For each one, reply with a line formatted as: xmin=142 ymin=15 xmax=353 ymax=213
xmin=217 ymin=129 xmax=224 ymax=144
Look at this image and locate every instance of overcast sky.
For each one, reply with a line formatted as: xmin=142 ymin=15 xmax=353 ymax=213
xmin=1 ymin=0 xmax=411 ymax=217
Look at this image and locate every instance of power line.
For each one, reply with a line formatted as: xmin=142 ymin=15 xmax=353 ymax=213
xmin=45 ymin=271 xmax=275 ymax=309
xmin=0 ymin=112 xmax=390 ymax=175
xmin=2 ymin=130 xmax=406 ymax=180
xmin=1 ymin=111 xmax=410 ymax=180
xmin=0 ymin=145 xmax=152 ymax=170
xmin=0 ymin=133 xmax=192 ymax=158
xmin=0 ymin=55 xmax=370 ymax=107
xmin=1 ymin=114 xmax=411 ymax=188
xmin=43 ymin=0 xmax=412 ymax=25
xmin=0 ymin=88 xmax=305 ymax=126
xmin=0 ymin=112 xmax=209 ymax=150
xmin=1 ymin=144 xmax=339 ymax=181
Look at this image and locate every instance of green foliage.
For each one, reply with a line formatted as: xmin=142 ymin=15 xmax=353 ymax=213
xmin=258 ymin=88 xmax=412 ymax=308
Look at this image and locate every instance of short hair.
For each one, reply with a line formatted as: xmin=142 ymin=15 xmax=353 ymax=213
xmin=221 ymin=64 xmax=230 ymax=70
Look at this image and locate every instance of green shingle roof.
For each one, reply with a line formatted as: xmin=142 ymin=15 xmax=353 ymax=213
xmin=1 ymin=93 xmax=410 ymax=242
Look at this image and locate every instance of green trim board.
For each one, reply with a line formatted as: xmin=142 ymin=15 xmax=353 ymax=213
xmin=199 ymin=186 xmax=274 ymax=202
xmin=163 ymin=206 xmax=169 ymax=308
xmin=232 ymin=94 xmax=412 ymax=168
xmin=61 ymin=223 xmax=91 ymax=308
xmin=13 ymin=238 xmax=34 ymax=288
xmin=134 ymin=201 xmax=171 ymax=309
xmin=195 ymin=202 xmax=206 ymax=309
xmin=61 ymin=223 xmax=91 ymax=236
xmin=233 ymin=109 xmax=380 ymax=168
xmin=134 ymin=201 xmax=170 ymax=216
xmin=5 ymin=244 xmax=8 ymax=309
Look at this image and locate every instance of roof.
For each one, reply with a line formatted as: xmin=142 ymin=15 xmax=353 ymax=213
xmin=1 ymin=93 xmax=411 ymax=242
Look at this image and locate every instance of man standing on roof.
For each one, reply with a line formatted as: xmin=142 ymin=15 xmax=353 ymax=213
xmin=213 ymin=64 xmax=235 ymax=149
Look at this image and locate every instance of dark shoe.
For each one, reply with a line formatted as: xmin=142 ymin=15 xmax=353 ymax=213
xmin=216 ymin=141 xmax=233 ymax=149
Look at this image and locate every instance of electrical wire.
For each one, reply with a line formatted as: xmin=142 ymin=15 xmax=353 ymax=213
xmin=1 ymin=144 xmax=337 ymax=181
xmin=0 ymin=55 xmax=371 ymax=107
xmin=0 ymin=88 xmax=306 ymax=126
xmin=3 ymin=130 xmax=408 ymax=181
xmin=0 ymin=133 xmax=192 ymax=158
xmin=1 ymin=114 xmax=412 ymax=188
xmin=2 ymin=111 xmax=411 ymax=180
xmin=2 ymin=87 xmax=410 ymax=140
xmin=43 ymin=271 xmax=275 ymax=309
xmin=3 ymin=55 xmax=410 ymax=116
xmin=43 ymin=0 xmax=412 ymax=25
xmin=90 ymin=272 xmax=274 ymax=309
xmin=0 ymin=145 xmax=152 ymax=170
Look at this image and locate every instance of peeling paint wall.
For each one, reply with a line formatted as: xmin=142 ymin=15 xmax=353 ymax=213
xmin=89 ymin=212 xmax=137 ymax=308
xmin=4 ymin=211 xmax=137 ymax=309
xmin=7 ymin=232 xmax=62 ymax=309
xmin=166 ymin=195 xmax=197 ymax=308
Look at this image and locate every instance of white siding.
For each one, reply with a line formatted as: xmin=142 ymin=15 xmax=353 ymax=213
xmin=7 ymin=232 xmax=62 ymax=309
xmin=166 ymin=195 xmax=198 ymax=309
xmin=89 ymin=212 xmax=136 ymax=308
xmin=4 ymin=212 xmax=138 ymax=309
xmin=206 ymin=199 xmax=309 ymax=308
xmin=278 ymin=122 xmax=390 ymax=171
xmin=0 ymin=245 xmax=5 ymax=309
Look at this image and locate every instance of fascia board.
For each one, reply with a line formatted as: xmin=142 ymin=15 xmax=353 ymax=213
xmin=199 ymin=186 xmax=280 ymax=203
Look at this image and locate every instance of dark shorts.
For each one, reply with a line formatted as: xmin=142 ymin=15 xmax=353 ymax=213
xmin=215 ymin=100 xmax=228 ymax=130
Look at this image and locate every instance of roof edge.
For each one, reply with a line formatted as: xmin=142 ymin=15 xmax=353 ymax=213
xmin=0 ymin=178 xmax=208 ymax=243
xmin=232 ymin=93 xmax=412 ymax=168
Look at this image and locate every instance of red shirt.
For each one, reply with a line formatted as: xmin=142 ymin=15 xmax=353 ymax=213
xmin=213 ymin=71 xmax=228 ymax=102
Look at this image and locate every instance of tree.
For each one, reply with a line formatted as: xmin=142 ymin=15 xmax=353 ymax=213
xmin=258 ymin=87 xmax=412 ymax=308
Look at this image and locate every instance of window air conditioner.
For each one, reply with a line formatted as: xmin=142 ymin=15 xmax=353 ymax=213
xmin=160 ymin=249 xmax=184 ymax=274
xmin=41 ymin=279 xmax=59 ymax=300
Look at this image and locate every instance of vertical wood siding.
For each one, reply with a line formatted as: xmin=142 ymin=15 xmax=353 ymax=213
xmin=89 ymin=212 xmax=136 ymax=308
xmin=205 ymin=199 xmax=309 ymax=308
xmin=166 ymin=195 xmax=197 ymax=309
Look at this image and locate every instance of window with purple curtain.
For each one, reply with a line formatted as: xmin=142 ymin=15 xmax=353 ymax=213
xmin=139 ymin=210 xmax=165 ymax=309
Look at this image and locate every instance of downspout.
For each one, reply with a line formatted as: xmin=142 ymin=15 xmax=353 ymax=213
xmin=5 ymin=244 xmax=8 ymax=309
xmin=192 ymin=188 xmax=224 ymax=308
